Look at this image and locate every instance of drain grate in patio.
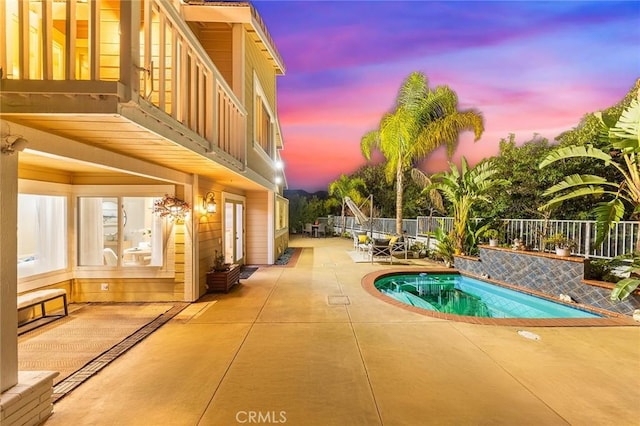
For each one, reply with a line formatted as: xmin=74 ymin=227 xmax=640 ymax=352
xmin=52 ymin=303 xmax=188 ymax=403
xmin=327 ymin=295 xmax=350 ymax=305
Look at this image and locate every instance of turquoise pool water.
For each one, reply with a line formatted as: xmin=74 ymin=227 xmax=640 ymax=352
xmin=375 ymin=273 xmax=601 ymax=319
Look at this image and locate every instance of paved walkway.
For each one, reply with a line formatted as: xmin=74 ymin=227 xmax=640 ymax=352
xmin=45 ymin=236 xmax=640 ymax=425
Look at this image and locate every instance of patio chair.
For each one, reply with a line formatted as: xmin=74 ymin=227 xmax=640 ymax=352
xmin=317 ymin=223 xmax=327 ymax=237
xmin=304 ymin=223 xmax=313 ymax=237
xmin=389 ymin=235 xmax=408 ymax=260
xmin=353 ymin=232 xmax=369 ymax=252
xmin=369 ymin=238 xmax=392 ymax=264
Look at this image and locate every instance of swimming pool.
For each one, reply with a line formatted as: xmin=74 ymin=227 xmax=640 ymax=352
xmin=374 ymin=273 xmax=601 ymax=319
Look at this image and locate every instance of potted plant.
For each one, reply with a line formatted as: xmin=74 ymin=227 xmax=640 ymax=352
xmin=212 ymin=252 xmax=230 ymax=272
xmin=544 ymin=233 xmax=577 ymax=257
xmin=409 ymin=241 xmax=427 ymax=258
xmin=511 ymin=238 xmax=525 ymax=251
xmin=207 ymin=251 xmax=239 ymax=293
xmin=483 ymin=229 xmax=500 ymax=247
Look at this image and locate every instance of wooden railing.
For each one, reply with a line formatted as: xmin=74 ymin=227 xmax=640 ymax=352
xmin=147 ymin=0 xmax=246 ymax=163
xmin=0 ymin=0 xmax=246 ymax=164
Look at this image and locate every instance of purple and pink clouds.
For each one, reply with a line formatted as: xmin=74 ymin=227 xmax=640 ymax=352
xmin=254 ymin=1 xmax=640 ymax=192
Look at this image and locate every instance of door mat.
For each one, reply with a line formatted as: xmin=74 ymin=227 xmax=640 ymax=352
xmin=240 ymin=266 xmax=259 ymax=279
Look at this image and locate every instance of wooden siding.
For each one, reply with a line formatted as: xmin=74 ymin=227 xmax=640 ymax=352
xmin=245 ymin=191 xmax=269 ymax=264
xmin=19 ymin=168 xmax=163 ymax=186
xmin=173 ymin=222 xmax=186 ymax=300
xmin=190 ymin=22 xmax=233 ymax=89
xmin=275 ymin=231 xmax=289 ymax=260
xmin=71 ymin=278 xmax=180 ymax=302
xmin=18 ymin=165 xmax=73 ymax=185
xmin=245 ymin=37 xmax=276 ymax=108
xmin=244 ymin=30 xmax=278 ymax=183
xmin=197 ymin=182 xmax=223 ymax=296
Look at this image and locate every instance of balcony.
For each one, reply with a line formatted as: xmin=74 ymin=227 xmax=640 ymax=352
xmin=0 ymin=0 xmax=246 ymax=167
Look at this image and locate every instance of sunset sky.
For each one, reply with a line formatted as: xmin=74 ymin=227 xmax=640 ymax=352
xmin=253 ymin=1 xmax=640 ymax=192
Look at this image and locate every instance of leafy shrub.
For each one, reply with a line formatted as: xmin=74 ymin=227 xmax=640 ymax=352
xmin=586 ymin=259 xmax=621 ymax=283
xmin=432 ymin=226 xmax=455 ymax=265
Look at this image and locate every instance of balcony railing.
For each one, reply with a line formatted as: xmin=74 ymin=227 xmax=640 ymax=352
xmin=0 ymin=0 xmax=246 ymax=164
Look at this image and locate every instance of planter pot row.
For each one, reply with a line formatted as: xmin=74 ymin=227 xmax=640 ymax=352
xmin=487 ymin=240 xmax=572 ymax=257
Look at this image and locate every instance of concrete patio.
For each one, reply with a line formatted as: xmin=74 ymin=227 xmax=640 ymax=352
xmin=44 ymin=236 xmax=640 ymax=425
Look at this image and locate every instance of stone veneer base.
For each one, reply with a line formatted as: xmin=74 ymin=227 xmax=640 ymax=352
xmin=453 ymin=246 xmax=640 ymax=316
xmin=1 ymin=371 xmax=58 ymax=426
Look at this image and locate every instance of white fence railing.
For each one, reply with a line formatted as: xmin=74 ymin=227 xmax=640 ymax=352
xmin=325 ymin=215 xmax=638 ymax=260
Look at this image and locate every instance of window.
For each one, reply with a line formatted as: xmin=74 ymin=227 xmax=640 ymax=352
xmin=255 ymin=95 xmax=273 ymax=156
xmin=18 ymin=194 xmax=67 ymax=278
xmin=276 ymin=196 xmax=288 ymax=231
xmin=78 ymin=196 xmax=163 ymax=267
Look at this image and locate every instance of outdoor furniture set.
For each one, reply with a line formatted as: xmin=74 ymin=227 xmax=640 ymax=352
xmin=353 ymin=232 xmax=408 ymax=264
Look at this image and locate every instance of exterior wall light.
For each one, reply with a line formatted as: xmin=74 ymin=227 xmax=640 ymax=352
xmin=203 ymin=192 xmax=217 ymax=214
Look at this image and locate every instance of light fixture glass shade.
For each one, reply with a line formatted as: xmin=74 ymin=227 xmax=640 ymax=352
xmin=203 ymin=192 xmax=217 ymax=214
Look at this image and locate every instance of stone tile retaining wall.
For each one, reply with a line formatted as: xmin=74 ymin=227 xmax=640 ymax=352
xmin=453 ymin=246 xmax=639 ymax=316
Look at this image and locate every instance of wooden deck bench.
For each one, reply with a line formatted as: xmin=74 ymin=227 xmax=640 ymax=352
xmin=17 ymin=289 xmax=68 ymax=331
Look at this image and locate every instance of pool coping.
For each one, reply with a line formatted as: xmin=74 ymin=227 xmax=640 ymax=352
xmin=361 ymin=268 xmax=639 ymax=327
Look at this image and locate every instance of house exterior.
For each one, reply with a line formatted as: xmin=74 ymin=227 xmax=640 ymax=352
xmin=0 ymin=0 xmax=288 ymax=422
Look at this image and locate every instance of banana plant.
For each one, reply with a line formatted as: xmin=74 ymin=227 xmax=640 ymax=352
xmin=539 ymin=93 xmax=640 ymax=251
xmin=426 ymin=157 xmax=508 ymax=255
xmin=539 ymin=91 xmax=640 ymax=301
xmin=608 ymin=252 xmax=640 ymax=301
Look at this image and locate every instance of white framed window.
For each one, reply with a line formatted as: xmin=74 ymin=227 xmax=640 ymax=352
xmin=78 ymin=196 xmax=163 ymax=268
xmin=74 ymin=185 xmax=174 ymax=271
xmin=253 ymin=74 xmax=274 ymax=159
xmin=275 ymin=195 xmax=288 ymax=232
xmin=18 ymin=193 xmax=68 ymax=278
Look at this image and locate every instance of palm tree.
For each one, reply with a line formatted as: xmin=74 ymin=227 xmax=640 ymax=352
xmin=360 ymin=71 xmax=484 ymax=234
xmin=328 ymin=174 xmax=367 ymax=236
xmin=427 ymin=157 xmax=508 ymax=255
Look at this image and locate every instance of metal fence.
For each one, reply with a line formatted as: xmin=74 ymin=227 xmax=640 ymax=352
xmin=330 ymin=216 xmax=418 ymax=238
xmin=324 ymin=215 xmax=638 ymax=259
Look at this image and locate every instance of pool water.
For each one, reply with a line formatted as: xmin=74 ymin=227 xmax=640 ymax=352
xmin=375 ymin=273 xmax=600 ymax=319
